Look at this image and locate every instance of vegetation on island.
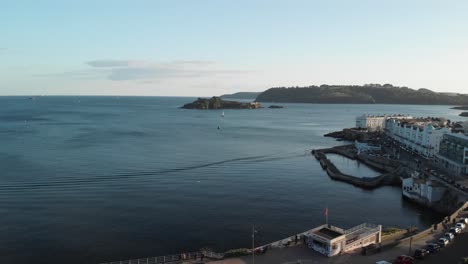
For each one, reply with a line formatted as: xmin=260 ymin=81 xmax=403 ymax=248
xmin=181 ymin=96 xmax=262 ymax=109
xmin=255 ymin=84 xmax=468 ymax=105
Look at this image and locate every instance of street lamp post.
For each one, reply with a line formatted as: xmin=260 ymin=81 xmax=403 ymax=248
xmin=408 ymin=236 xmax=412 ymax=256
xmin=252 ymin=224 xmax=255 ymax=264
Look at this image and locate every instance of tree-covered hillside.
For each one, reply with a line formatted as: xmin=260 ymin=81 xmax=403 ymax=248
xmin=255 ymin=84 xmax=468 ymax=105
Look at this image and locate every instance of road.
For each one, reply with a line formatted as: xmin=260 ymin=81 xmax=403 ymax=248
xmin=420 ymin=230 xmax=468 ymax=264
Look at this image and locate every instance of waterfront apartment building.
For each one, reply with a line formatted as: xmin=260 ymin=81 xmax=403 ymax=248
xmin=434 ymin=133 xmax=468 ymax=176
xmin=385 ymin=118 xmax=450 ymax=158
xmin=355 ymin=114 xmax=411 ymax=132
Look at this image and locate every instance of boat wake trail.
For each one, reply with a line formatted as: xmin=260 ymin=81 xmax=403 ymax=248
xmin=0 ymin=149 xmax=312 ymax=192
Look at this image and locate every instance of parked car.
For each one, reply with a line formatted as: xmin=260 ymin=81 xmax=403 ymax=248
xmin=450 ymin=226 xmax=462 ymax=235
xmin=413 ymin=248 xmax=430 ymax=259
xmin=438 ymin=237 xmax=449 ymax=247
xmin=444 ymin=232 xmax=455 ymax=242
xmin=375 ymin=261 xmax=392 ymax=264
xmin=395 ymin=255 xmax=414 ymax=264
xmin=426 ymin=243 xmax=441 ymax=253
xmin=456 ymin=222 xmax=466 ymax=230
xmin=459 ymin=217 xmax=468 ymax=224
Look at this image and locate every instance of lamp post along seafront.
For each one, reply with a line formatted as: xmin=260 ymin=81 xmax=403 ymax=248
xmin=252 ymin=224 xmax=256 ymax=264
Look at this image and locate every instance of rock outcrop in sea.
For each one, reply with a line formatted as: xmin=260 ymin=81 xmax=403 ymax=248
xmin=181 ymin=96 xmax=262 ymax=109
xmin=268 ymin=105 xmax=284 ymax=109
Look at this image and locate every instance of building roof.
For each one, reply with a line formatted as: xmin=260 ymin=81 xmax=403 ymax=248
xmin=313 ymin=227 xmax=344 ymax=240
xmin=427 ymin=180 xmax=445 ymax=188
xmin=413 ymin=178 xmax=426 ymax=184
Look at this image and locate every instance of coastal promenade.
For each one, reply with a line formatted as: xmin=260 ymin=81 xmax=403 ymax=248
xmin=208 ymin=202 xmax=468 ymax=264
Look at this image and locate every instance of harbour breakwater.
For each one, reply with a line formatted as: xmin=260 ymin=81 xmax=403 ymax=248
xmin=312 ymin=145 xmax=403 ymax=189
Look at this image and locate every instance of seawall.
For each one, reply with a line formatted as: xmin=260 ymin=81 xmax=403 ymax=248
xmin=312 ymin=145 xmax=402 ymax=189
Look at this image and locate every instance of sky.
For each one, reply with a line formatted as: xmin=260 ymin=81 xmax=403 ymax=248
xmin=1 ymin=0 xmax=468 ymax=96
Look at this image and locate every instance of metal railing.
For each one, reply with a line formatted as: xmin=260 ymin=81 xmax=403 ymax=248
xmin=100 ymin=250 xmax=224 ymax=264
xmin=344 ymin=223 xmax=378 ymax=235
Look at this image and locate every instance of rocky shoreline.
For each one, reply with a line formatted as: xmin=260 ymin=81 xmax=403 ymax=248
xmin=324 ymin=128 xmax=381 ymax=141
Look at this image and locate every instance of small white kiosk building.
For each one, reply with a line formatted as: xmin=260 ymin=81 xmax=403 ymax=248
xmin=304 ymin=223 xmax=382 ymax=257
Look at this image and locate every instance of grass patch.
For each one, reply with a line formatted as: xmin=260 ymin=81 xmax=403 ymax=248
xmin=382 ymin=227 xmax=403 ymax=236
xmin=224 ymin=248 xmax=251 ymax=258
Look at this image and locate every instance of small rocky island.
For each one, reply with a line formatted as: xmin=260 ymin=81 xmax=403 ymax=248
xmin=181 ymin=96 xmax=262 ymax=109
xmin=460 ymin=112 xmax=468 ymax=117
xmin=452 ymin=106 xmax=468 ymax=110
xmin=268 ymin=105 xmax=285 ymax=109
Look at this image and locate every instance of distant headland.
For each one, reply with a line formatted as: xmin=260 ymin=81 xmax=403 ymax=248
xmin=226 ymin=84 xmax=468 ymax=105
xmin=181 ymin=96 xmax=262 ymax=109
xmin=220 ymin=92 xmax=261 ymax=100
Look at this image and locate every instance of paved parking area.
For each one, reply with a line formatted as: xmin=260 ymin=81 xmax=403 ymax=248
xmin=420 ymin=230 xmax=468 ymax=264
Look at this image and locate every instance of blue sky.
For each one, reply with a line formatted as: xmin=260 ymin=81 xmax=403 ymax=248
xmin=1 ymin=0 xmax=467 ymax=96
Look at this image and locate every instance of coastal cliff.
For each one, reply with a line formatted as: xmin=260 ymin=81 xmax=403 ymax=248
xmin=255 ymin=85 xmax=468 ymax=105
xmin=181 ymin=96 xmax=262 ymax=109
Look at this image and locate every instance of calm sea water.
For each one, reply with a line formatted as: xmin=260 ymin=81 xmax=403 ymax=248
xmin=325 ymin=154 xmax=381 ymax=178
xmin=0 ymin=96 xmax=462 ymax=264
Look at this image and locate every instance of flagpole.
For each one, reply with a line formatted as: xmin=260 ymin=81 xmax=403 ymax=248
xmin=325 ymin=207 xmax=328 ymax=226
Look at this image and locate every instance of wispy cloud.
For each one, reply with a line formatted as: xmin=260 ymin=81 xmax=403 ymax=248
xmin=82 ymin=59 xmax=251 ymax=81
xmin=86 ymin=59 xmax=144 ymax=68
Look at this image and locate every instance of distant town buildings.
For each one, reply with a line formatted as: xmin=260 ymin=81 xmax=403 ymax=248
xmin=385 ymin=118 xmax=451 ymax=158
xmin=402 ymin=174 xmax=446 ymax=204
xmin=355 ymin=114 xmax=411 ymax=132
xmin=304 ymin=223 xmax=381 ymax=257
xmin=434 ymin=133 xmax=468 ymax=176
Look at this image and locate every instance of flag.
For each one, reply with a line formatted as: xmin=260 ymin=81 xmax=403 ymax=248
xmin=324 ymin=207 xmax=328 ymax=217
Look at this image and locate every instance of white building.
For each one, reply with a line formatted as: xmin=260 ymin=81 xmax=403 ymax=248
xmin=356 ymin=114 xmax=411 ymax=132
xmin=402 ymin=176 xmax=446 ymax=204
xmin=385 ymin=118 xmax=450 ymax=158
xmin=304 ymin=223 xmax=381 ymax=257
